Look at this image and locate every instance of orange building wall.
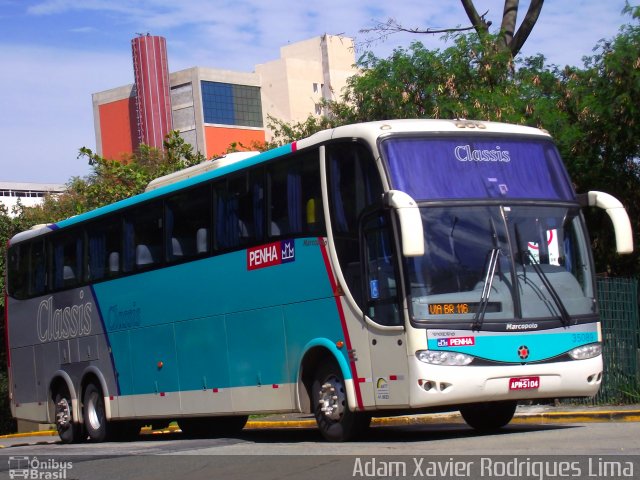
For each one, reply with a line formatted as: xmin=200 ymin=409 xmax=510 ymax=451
xmin=204 ymin=126 xmax=265 ymax=158
xmin=98 ymin=98 xmax=137 ymax=160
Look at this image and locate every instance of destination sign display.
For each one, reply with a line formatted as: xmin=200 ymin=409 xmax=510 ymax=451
xmin=427 ymin=302 xmax=501 ymax=315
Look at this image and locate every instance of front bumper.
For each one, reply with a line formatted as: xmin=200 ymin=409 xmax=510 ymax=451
xmin=408 ymin=354 xmax=603 ymax=408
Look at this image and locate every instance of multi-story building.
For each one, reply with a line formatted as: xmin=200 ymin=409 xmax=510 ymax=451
xmin=0 ymin=182 xmax=65 ymax=216
xmin=93 ymin=34 xmax=356 ymax=161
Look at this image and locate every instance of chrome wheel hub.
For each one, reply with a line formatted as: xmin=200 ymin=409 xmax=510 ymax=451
xmin=318 ymin=375 xmax=345 ymax=421
xmin=55 ymin=398 xmax=72 ymax=428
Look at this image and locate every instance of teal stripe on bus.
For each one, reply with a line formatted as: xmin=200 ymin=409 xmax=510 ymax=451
xmin=92 ymin=238 xmax=346 ymax=395
xmin=427 ymin=328 xmax=599 ymax=363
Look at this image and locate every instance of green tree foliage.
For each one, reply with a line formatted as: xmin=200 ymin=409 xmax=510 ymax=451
xmin=560 ymin=5 xmax=640 ymax=274
xmin=340 ymin=35 xmax=520 ymax=123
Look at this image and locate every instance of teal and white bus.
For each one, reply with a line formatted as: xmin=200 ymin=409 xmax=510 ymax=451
xmin=5 ymin=119 xmax=633 ymax=442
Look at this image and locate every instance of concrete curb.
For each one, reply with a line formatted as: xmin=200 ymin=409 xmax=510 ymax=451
xmin=1 ymin=410 xmax=638 ymax=440
xmin=0 ymin=430 xmax=57 ymax=439
xmin=243 ymin=410 xmax=640 ymax=429
xmin=511 ymin=410 xmax=640 ymax=424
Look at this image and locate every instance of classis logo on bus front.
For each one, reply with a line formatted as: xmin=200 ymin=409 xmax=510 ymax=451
xmin=247 ymin=240 xmax=295 ymax=270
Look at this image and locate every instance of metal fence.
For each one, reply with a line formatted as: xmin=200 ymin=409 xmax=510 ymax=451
xmin=588 ymin=277 xmax=639 ymax=404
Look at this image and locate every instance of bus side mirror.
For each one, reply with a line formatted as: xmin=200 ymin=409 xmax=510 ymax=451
xmin=579 ymin=191 xmax=634 ymax=254
xmin=383 ymin=190 xmax=425 ymax=257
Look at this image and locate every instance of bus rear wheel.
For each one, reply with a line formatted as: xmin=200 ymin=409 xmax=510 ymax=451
xmin=54 ymin=388 xmax=84 ymax=444
xmin=312 ymin=361 xmax=370 ymax=442
xmin=83 ymin=383 xmax=109 ymax=442
xmin=179 ymin=415 xmax=248 ymax=438
xmin=460 ymin=400 xmax=517 ymax=432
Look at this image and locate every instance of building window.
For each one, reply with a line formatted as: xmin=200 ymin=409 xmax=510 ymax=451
xmin=201 ymin=81 xmax=263 ymax=128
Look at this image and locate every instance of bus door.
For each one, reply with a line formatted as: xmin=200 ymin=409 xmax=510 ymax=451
xmin=360 ymin=211 xmax=409 ymax=407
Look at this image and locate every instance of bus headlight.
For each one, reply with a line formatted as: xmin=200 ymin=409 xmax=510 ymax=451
xmin=416 ymin=350 xmax=474 ymax=366
xmin=568 ymin=343 xmax=602 ymax=360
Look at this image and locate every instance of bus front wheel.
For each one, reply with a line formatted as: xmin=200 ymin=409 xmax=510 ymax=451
xmin=312 ymin=361 xmax=370 ymax=441
xmin=54 ymin=388 xmax=84 ymax=444
xmin=460 ymin=400 xmax=517 ymax=432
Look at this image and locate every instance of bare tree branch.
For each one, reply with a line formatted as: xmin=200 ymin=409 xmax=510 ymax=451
xmin=358 ymin=12 xmax=489 ymax=51
xmin=510 ymin=0 xmax=544 ymax=55
xmin=358 ymin=1 xmax=543 ymax=58
xmin=461 ymin=0 xmax=492 ymax=34
xmin=360 ymin=18 xmax=477 ymax=36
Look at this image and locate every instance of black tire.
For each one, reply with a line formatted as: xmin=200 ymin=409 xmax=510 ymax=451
xmin=179 ymin=415 xmax=248 ymax=438
xmin=460 ymin=400 xmax=517 ymax=432
xmin=312 ymin=360 xmax=370 ymax=442
xmin=83 ymin=383 xmax=108 ymax=442
xmin=54 ymin=388 xmax=84 ymax=444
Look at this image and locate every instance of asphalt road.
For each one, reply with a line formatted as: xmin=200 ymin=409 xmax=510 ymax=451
xmin=1 ymin=422 xmax=639 ymax=480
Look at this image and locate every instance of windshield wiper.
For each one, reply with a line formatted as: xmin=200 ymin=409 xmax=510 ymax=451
xmin=472 ymin=247 xmax=500 ymax=331
xmin=527 ymin=251 xmax=571 ymax=327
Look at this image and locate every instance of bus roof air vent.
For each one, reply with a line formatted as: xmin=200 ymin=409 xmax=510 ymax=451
xmin=454 ymin=119 xmax=486 ymax=129
xmin=145 ymin=151 xmax=260 ymax=192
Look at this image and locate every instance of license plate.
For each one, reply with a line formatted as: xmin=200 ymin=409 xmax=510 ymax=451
xmin=509 ymin=376 xmax=540 ymax=390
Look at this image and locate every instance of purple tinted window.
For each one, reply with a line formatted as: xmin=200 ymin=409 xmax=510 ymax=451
xmin=381 ymin=136 xmax=575 ymax=201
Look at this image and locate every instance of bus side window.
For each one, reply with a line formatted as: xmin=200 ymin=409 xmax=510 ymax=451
xmin=363 ymin=213 xmax=401 ymax=326
xmin=30 ymin=240 xmax=47 ymax=297
xmin=217 ymin=171 xmax=264 ymax=249
xmin=7 ymin=241 xmax=47 ymax=298
xmin=268 ymin=159 xmax=292 ymax=237
xmin=7 ymin=244 xmax=28 ymax=299
xmin=267 ymin=150 xmax=324 ymax=238
xmin=124 ymin=202 xmax=163 ymax=271
xmin=328 ymin=142 xmax=382 ymax=236
xmin=237 ymin=170 xmax=265 ymax=245
xmin=165 ymin=184 xmax=212 ymax=262
xmin=214 ymin=181 xmax=237 ymax=250
xmin=327 ymin=142 xmax=383 ymax=309
xmin=301 ymin=151 xmax=324 ymax=234
xmin=87 ymin=218 xmax=122 ymax=281
xmin=51 ymin=232 xmax=83 ymax=290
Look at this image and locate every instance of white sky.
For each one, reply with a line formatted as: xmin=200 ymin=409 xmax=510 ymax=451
xmin=0 ymin=0 xmax=632 ymax=183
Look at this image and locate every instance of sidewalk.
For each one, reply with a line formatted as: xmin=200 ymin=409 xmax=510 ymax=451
xmin=1 ymin=404 xmax=638 ymax=447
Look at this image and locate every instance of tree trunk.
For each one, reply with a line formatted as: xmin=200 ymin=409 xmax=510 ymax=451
xmin=501 ymin=0 xmax=519 ymax=46
xmin=462 ymin=0 xmax=544 ymax=57
xmin=510 ymin=0 xmax=544 ymax=56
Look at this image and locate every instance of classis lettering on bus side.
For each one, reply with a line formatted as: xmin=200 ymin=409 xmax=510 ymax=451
xmin=37 ymin=291 xmax=92 ymax=343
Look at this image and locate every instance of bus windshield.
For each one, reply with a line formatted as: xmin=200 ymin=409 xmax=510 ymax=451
xmin=405 ymin=204 xmax=595 ymax=324
xmin=380 ymin=135 xmax=595 ymax=326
